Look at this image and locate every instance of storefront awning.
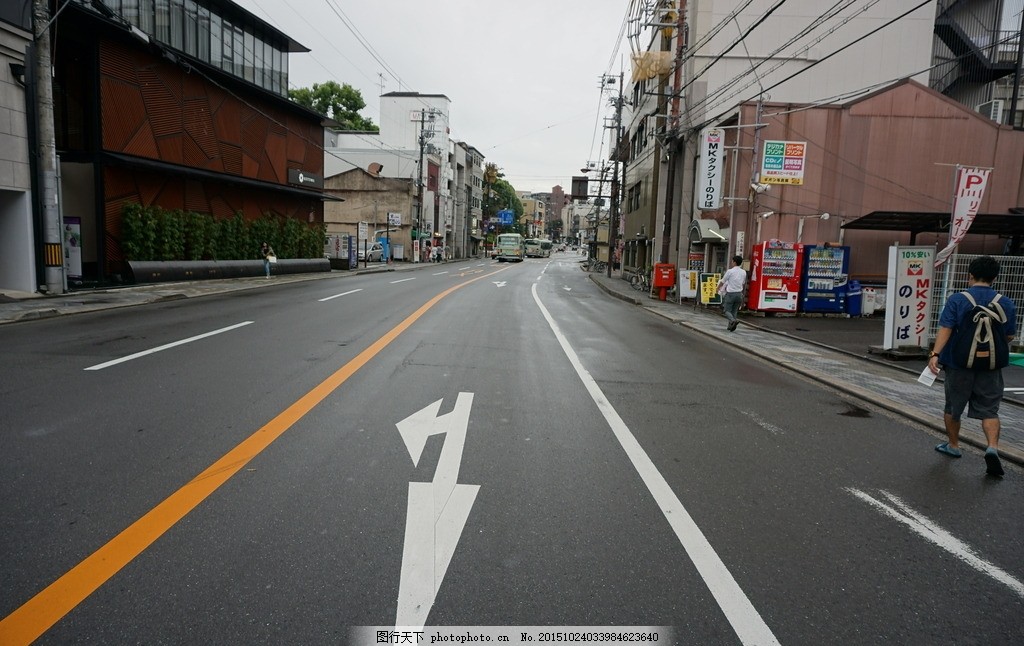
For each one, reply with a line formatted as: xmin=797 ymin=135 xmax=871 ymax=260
xmin=841 ymin=211 xmax=1024 ymax=239
xmin=688 ymin=218 xmax=727 ymax=244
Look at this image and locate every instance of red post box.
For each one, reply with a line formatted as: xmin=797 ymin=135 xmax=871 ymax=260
xmin=652 ymin=263 xmax=676 ymax=300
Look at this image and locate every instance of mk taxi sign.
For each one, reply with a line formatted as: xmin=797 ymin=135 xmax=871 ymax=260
xmin=697 ymin=128 xmax=724 ymax=210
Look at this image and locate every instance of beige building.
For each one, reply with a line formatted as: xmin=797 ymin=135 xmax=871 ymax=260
xmin=324 ymin=168 xmax=416 ymax=260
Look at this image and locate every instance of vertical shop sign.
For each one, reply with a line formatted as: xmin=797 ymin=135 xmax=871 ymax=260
xmin=697 ymin=129 xmax=724 ymax=210
xmin=884 ymin=246 xmax=935 ymax=350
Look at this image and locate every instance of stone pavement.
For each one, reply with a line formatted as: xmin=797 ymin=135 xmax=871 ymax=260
xmin=586 ymin=271 xmax=1024 ymax=468
xmin=1 ymin=259 xmax=1021 ymax=468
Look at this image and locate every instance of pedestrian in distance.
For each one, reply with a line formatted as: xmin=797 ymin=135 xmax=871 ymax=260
xmin=928 ymin=256 xmax=1017 ymax=478
xmin=260 ymin=241 xmax=275 ymax=279
xmin=717 ymin=255 xmax=747 ymax=332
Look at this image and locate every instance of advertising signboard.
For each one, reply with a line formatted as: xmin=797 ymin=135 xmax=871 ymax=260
xmin=388 ymin=212 xmax=402 ymax=227
xmin=761 ymin=140 xmax=806 ymax=185
xmin=884 ymin=246 xmax=935 ymax=350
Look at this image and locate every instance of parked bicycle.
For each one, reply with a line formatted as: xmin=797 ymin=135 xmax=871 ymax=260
xmin=630 ymin=267 xmax=651 ymax=292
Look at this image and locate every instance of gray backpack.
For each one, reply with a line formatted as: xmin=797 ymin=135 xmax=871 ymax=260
xmin=950 ymin=292 xmax=1009 ymax=370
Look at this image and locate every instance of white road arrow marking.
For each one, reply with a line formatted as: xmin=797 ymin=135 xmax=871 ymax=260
xmin=563 ymin=286 xmax=572 ymax=291
xmin=493 ymin=281 xmax=507 ymax=287
xmin=395 ymin=393 xmax=477 ymax=629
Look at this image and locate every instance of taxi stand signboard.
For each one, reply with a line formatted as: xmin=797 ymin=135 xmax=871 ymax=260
xmin=883 ymin=245 xmax=935 ymax=350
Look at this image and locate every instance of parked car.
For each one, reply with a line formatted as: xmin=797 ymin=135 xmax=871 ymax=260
xmin=357 ymin=242 xmax=384 ymax=262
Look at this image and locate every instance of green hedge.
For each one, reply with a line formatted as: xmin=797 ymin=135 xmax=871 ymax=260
xmin=121 ymin=204 xmax=326 ymax=261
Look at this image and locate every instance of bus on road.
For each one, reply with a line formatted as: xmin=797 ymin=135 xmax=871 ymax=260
xmin=525 ymin=238 xmax=553 ymax=258
xmin=494 ymin=233 xmax=525 ymax=262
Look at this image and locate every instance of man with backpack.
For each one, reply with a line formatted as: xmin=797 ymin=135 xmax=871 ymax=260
xmin=928 ymin=256 xmax=1017 ymax=478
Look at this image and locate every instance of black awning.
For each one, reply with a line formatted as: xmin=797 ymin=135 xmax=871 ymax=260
xmin=102 ymin=153 xmax=344 ymax=202
xmin=841 ymin=211 xmax=1024 ymax=236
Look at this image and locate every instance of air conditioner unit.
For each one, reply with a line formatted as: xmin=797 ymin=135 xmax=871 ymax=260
xmin=975 ymin=100 xmax=1004 ymax=123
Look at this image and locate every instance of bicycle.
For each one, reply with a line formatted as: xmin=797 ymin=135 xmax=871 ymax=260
xmin=584 ymin=258 xmax=607 ymax=272
xmin=630 ymin=267 xmax=651 ymax=292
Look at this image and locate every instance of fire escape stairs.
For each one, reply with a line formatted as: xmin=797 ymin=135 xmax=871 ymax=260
xmin=934 ymin=0 xmax=1017 ymax=94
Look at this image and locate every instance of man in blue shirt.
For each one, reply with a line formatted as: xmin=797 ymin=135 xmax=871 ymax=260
xmin=928 ymin=256 xmax=1017 ymax=478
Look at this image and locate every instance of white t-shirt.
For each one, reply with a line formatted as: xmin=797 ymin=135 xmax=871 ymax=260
xmin=719 ymin=266 xmax=747 ymax=293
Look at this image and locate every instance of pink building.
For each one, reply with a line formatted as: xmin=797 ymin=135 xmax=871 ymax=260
xmin=699 ymin=80 xmax=1024 ymax=281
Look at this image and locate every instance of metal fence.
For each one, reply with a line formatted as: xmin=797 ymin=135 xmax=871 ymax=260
xmin=929 ymin=253 xmax=1024 ymax=347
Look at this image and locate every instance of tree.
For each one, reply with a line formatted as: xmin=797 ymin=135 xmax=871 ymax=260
xmin=289 ymin=81 xmax=378 ymax=132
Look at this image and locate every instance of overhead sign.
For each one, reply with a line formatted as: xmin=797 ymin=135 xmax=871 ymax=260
xmin=761 ymin=140 xmax=806 ymax=185
xmin=497 ymin=209 xmax=514 ymax=225
xmin=697 ymin=128 xmax=724 ymax=210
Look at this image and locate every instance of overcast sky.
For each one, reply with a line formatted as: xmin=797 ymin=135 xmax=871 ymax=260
xmin=232 ymin=0 xmax=631 ymax=194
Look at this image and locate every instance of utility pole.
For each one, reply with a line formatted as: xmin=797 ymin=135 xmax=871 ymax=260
xmin=416 ymin=110 xmax=426 ymax=263
xmin=608 ymin=72 xmax=625 ymax=278
xmin=1009 ymin=7 xmax=1024 ymax=128
xmin=33 ymin=0 xmax=64 ymax=294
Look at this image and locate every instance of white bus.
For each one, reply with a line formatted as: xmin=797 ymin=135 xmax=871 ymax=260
xmin=525 ymin=239 xmax=553 ymax=258
xmin=494 ymin=233 xmax=525 ymax=262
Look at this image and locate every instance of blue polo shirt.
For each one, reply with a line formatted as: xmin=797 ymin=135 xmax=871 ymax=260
xmin=938 ymin=285 xmax=1017 ymax=367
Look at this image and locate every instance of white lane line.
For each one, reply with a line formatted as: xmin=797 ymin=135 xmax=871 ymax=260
xmin=1005 ymin=387 xmax=1024 ymax=393
xmin=318 ymin=288 xmax=362 ymax=302
xmin=740 ymin=410 xmax=784 ymax=435
xmin=390 ymin=278 xmax=416 ymax=284
xmin=848 ymin=488 xmax=1024 ymax=598
xmin=84 ymin=321 xmax=254 ymax=371
xmin=530 ymin=284 xmax=779 ymax=646
xmin=433 ymin=271 xmax=449 ymax=276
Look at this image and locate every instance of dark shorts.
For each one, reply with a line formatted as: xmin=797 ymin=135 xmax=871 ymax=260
xmin=943 ymin=367 xmax=1004 ymax=421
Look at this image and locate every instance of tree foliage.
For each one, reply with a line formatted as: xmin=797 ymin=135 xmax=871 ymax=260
xmin=289 ymin=81 xmax=378 ymax=132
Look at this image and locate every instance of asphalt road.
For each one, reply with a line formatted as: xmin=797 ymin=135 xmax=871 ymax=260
xmin=1 ymin=254 xmax=1021 ymax=645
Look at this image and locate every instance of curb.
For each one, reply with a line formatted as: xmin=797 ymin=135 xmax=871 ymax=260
xmin=588 ymin=274 xmax=1024 ymax=468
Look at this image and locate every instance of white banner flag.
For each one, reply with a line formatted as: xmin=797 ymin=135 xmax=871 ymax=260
xmin=935 ymin=167 xmax=991 ymax=268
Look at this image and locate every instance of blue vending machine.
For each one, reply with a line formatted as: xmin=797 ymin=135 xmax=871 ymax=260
xmin=800 ymin=245 xmax=851 ymax=313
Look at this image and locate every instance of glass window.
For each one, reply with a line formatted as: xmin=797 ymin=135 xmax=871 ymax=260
xmin=138 ymin=0 xmax=154 ymax=34
xmin=233 ymin=26 xmax=244 ymax=78
xmin=243 ymin=29 xmax=254 ymax=82
xmin=121 ymin=0 xmax=139 ymax=27
xmin=253 ymin=34 xmax=264 ymax=88
xmin=197 ymin=4 xmax=210 ymax=59
xmin=169 ymin=0 xmax=183 ymax=49
xmin=263 ymin=39 xmax=273 ymax=90
xmin=272 ymin=46 xmax=282 ymax=94
xmin=183 ymin=0 xmax=197 ymax=56
xmin=210 ymin=13 xmax=222 ymax=69
xmin=155 ymin=0 xmax=170 ymax=43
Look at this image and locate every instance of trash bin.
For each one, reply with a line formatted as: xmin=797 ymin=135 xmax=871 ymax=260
xmin=862 ymin=287 xmax=877 ymax=316
xmin=846 ymin=280 xmax=862 ymax=317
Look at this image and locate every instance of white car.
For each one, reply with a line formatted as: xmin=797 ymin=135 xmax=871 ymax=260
xmin=357 ymin=242 xmax=384 ymax=262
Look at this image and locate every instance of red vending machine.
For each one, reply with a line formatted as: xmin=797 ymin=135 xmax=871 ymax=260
xmin=747 ymin=240 xmax=804 ymax=312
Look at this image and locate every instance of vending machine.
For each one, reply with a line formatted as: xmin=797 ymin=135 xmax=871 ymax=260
xmin=800 ymin=245 xmax=851 ymax=313
xmin=747 ymin=240 xmax=804 ymax=312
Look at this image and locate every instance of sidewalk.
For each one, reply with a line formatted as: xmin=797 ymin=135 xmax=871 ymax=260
xmin=2 ymin=260 xmax=1021 ymax=467
xmin=586 ymin=271 xmax=1024 ymax=468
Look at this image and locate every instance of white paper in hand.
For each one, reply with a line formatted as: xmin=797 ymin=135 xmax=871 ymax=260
xmin=918 ymin=365 xmax=937 ymax=387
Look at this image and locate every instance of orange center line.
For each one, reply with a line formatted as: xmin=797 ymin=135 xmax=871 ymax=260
xmin=0 ymin=267 xmax=509 ymax=646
